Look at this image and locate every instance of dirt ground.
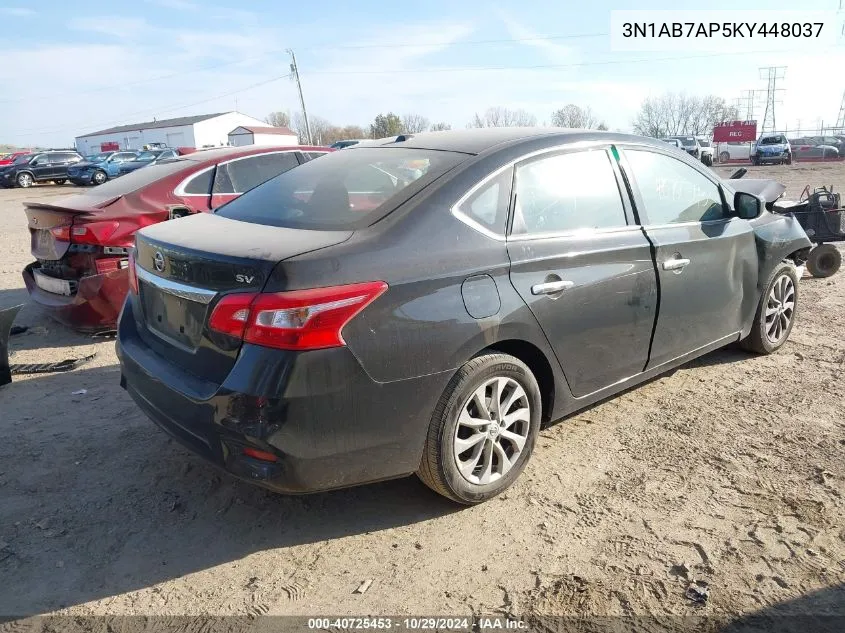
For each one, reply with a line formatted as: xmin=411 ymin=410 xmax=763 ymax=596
xmin=0 ymin=164 xmax=843 ymax=628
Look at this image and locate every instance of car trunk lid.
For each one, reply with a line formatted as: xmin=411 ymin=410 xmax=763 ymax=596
xmin=25 ymin=195 xmax=123 ymax=260
xmin=133 ymin=212 xmax=352 ymax=382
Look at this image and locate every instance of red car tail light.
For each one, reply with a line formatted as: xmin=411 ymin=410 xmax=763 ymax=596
xmin=71 ymin=221 xmax=120 ymax=245
xmin=208 ymin=281 xmax=388 ymax=351
xmin=207 ymin=293 xmax=254 ymax=339
xmin=128 ymin=250 xmax=139 ymax=295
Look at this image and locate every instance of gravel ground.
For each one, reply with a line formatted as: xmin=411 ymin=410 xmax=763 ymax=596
xmin=0 ymin=165 xmax=843 ymax=628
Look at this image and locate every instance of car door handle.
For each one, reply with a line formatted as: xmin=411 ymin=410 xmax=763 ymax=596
xmin=531 ymin=280 xmax=575 ymax=295
xmin=662 ymin=258 xmax=691 ymax=271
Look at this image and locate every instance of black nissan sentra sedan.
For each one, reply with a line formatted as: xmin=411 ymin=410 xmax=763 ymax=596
xmin=117 ymin=128 xmax=811 ymax=504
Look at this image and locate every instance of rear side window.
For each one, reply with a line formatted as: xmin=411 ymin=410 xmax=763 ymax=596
xmin=455 ymin=167 xmax=513 ymax=235
xmin=183 ymin=169 xmax=213 ymax=195
xmin=214 ymin=152 xmax=299 ymax=194
xmin=215 ymin=148 xmax=464 ymax=230
xmin=511 ymin=150 xmax=627 ymax=235
xmin=625 ymin=149 xmax=725 ymax=224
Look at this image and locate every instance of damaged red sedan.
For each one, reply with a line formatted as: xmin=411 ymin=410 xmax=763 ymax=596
xmin=23 ymin=145 xmax=330 ymax=331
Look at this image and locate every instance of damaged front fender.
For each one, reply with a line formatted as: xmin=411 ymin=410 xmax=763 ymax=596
xmin=751 ymin=211 xmax=813 ymax=289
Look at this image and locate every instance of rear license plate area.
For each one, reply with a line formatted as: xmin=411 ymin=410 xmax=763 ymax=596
xmin=33 ymin=269 xmax=72 ymax=296
xmin=140 ymin=284 xmax=207 ymax=350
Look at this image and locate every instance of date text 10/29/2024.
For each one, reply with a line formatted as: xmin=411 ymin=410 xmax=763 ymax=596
xmin=307 ymin=617 xmax=528 ymax=630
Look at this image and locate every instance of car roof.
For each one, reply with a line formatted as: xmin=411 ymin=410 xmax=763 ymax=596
xmin=347 ymin=128 xmax=668 ymax=155
xmin=174 ymin=145 xmax=326 ymax=164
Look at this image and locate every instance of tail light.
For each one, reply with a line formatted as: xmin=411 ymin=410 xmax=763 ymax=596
xmin=71 ymin=221 xmax=120 ymax=245
xmin=127 ymin=250 xmax=139 ymax=294
xmin=208 ymin=281 xmax=387 ymax=351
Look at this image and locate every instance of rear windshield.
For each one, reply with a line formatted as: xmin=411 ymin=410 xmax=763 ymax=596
xmin=86 ymin=159 xmax=193 ymax=195
xmin=215 ymin=147 xmax=465 ymax=230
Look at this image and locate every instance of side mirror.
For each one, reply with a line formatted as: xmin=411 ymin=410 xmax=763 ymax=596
xmin=734 ymin=191 xmax=763 ymax=220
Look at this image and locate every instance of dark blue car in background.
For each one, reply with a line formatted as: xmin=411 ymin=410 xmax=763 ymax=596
xmin=751 ymin=133 xmax=792 ymax=165
xmin=118 ymin=148 xmax=179 ymax=175
xmin=68 ymin=151 xmax=139 ymax=185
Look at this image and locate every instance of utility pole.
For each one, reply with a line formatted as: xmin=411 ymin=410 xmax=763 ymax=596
xmin=759 ymin=66 xmax=786 ymax=132
xmin=835 ymin=90 xmax=845 ymax=132
xmin=287 ymin=49 xmax=312 ymax=145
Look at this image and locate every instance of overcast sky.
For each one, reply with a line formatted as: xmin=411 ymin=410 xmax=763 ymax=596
xmin=1 ymin=0 xmax=843 ymax=147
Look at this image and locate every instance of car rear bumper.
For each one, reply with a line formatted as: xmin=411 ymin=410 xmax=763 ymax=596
xmin=22 ymin=262 xmax=128 ymax=332
xmin=116 ymin=299 xmax=451 ymax=494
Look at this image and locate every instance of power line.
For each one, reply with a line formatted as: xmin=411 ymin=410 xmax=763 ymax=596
xmin=9 ymin=47 xmax=823 ymax=140
xmin=13 ymin=73 xmax=291 ymax=138
xmin=0 ymin=32 xmax=608 ymax=105
xmin=304 ymin=49 xmax=816 ymax=75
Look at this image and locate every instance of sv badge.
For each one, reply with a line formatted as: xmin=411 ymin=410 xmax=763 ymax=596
xmin=235 ymin=274 xmax=255 ymax=284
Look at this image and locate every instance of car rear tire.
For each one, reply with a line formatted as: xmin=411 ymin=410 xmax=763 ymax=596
xmin=719 ymin=151 xmax=730 ymax=163
xmin=416 ymin=353 xmax=541 ymax=505
xmin=785 ymin=153 xmax=792 ymax=165
xmin=702 ymin=154 xmax=712 ymax=167
xmin=16 ymin=172 xmax=33 ymax=188
xmin=740 ymin=262 xmax=799 ymax=355
xmin=92 ymin=170 xmax=107 ymax=185
xmin=806 ymin=244 xmax=841 ymax=278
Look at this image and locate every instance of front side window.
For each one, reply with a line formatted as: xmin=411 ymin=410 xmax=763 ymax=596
xmin=625 ymin=149 xmax=725 ymax=224
xmin=511 ymin=150 xmax=627 ymax=235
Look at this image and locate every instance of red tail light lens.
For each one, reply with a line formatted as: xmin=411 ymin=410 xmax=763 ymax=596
xmin=208 ymin=281 xmax=387 ymax=351
xmin=127 ymin=250 xmax=139 ymax=294
xmin=71 ymin=221 xmax=120 ymax=245
xmin=207 ymin=293 xmax=253 ymax=339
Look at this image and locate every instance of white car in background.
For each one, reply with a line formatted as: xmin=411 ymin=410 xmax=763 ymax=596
xmin=717 ymin=141 xmax=753 ymax=163
xmin=696 ymin=138 xmax=714 ymax=166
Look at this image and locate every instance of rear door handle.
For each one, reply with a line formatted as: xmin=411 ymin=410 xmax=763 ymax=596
xmin=531 ymin=280 xmax=575 ymax=295
xmin=662 ymin=258 xmax=691 ymax=271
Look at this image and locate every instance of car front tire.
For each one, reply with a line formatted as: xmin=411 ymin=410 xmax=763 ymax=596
xmin=16 ymin=172 xmax=33 ymax=188
xmin=719 ymin=151 xmax=730 ymax=163
xmin=740 ymin=262 xmax=799 ymax=355
xmin=417 ymin=353 xmax=541 ymax=504
xmin=92 ymin=170 xmax=107 ymax=185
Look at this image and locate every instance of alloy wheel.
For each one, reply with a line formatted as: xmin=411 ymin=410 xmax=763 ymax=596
xmin=17 ymin=173 xmax=32 ymax=188
xmin=765 ymin=274 xmax=795 ymax=344
xmin=93 ymin=171 xmax=107 ymax=185
xmin=453 ymin=376 xmax=531 ymax=485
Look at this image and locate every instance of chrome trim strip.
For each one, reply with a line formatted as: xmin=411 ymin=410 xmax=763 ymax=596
xmin=136 ymin=266 xmax=217 ymax=304
xmin=450 ymin=141 xmax=611 ymax=241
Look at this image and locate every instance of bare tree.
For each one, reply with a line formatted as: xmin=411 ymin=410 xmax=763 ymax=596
xmin=550 ymin=104 xmax=606 ymax=130
xmin=264 ymin=111 xmax=291 ymax=128
xmin=293 ymin=113 xmax=335 ymax=145
xmin=402 ymin=114 xmax=430 ymax=133
xmin=468 ymin=107 xmax=537 ymax=128
xmin=430 ymin=122 xmax=451 ymax=131
xmin=632 ymin=93 xmax=739 ymax=137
